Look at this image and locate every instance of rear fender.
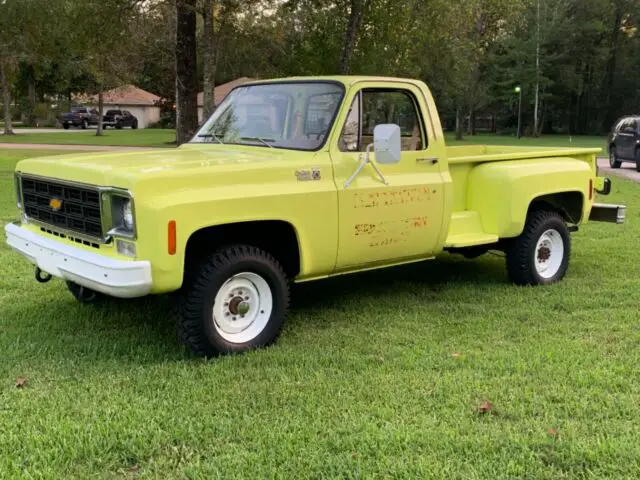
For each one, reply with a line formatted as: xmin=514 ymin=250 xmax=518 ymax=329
xmin=467 ymin=157 xmax=591 ymax=238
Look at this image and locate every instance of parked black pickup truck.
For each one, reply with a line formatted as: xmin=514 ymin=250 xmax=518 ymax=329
xmin=102 ymin=109 xmax=138 ymax=129
xmin=59 ymin=107 xmax=100 ymax=129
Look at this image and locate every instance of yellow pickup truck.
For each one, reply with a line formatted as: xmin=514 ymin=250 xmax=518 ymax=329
xmin=5 ymin=76 xmax=625 ymax=356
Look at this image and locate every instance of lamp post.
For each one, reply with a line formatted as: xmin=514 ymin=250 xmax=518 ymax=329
xmin=515 ymin=85 xmax=522 ymax=139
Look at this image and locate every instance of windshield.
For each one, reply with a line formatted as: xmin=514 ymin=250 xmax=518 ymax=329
xmin=191 ymin=81 xmax=345 ymax=151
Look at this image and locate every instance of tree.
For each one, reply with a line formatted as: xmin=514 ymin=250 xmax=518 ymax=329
xmin=339 ymin=0 xmax=368 ymax=74
xmin=175 ymin=0 xmax=199 ymax=145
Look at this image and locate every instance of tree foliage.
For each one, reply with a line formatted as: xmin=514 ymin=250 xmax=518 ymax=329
xmin=5 ymin=0 xmax=640 ymax=138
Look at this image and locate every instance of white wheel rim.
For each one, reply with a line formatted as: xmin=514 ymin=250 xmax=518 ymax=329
xmin=534 ymin=229 xmax=564 ymax=279
xmin=212 ymin=272 xmax=273 ymax=344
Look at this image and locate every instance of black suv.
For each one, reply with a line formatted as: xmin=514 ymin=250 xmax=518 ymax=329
xmin=608 ymin=116 xmax=640 ymax=172
xmin=102 ymin=109 xmax=138 ymax=130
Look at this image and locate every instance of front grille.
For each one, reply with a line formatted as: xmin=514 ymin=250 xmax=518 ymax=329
xmin=21 ymin=176 xmax=103 ymax=239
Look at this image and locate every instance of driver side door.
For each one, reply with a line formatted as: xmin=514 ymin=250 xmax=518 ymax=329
xmin=330 ymin=81 xmax=446 ymax=271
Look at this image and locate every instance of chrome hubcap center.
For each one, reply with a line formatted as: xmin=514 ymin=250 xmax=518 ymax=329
xmin=228 ymin=296 xmax=250 ymax=316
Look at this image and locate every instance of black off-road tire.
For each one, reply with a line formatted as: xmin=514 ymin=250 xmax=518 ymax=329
xmin=178 ymin=245 xmax=290 ymax=357
xmin=66 ymin=281 xmax=105 ymax=304
xmin=115 ymin=121 xmax=123 ymax=130
xmin=81 ymin=120 xmax=88 ymax=130
xmin=609 ymin=146 xmax=621 ymax=168
xmin=131 ymin=120 xmax=138 ymax=130
xmin=63 ymin=123 xmax=70 ymax=130
xmin=506 ymin=210 xmax=571 ymax=286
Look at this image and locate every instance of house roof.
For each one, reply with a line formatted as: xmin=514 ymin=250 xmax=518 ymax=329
xmin=197 ymin=77 xmax=255 ymax=107
xmin=75 ymin=85 xmax=161 ymax=106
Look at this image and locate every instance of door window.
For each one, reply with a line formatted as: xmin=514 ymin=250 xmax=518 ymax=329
xmin=339 ymin=89 xmax=425 ymax=152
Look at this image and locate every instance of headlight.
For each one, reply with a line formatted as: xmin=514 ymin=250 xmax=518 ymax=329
xmin=109 ymin=194 xmax=136 ymax=237
xmin=15 ymin=174 xmax=22 ymax=209
xmin=122 ymin=199 xmax=134 ymax=230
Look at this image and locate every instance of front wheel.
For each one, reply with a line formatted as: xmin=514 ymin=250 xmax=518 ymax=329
xmin=178 ymin=245 xmax=290 ymax=357
xmin=506 ymin=211 xmax=571 ymax=286
xmin=81 ymin=120 xmax=88 ymax=130
xmin=609 ymin=147 xmax=622 ymax=168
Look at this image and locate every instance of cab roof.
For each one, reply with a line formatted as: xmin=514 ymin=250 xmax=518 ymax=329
xmin=239 ymin=75 xmax=427 ymax=88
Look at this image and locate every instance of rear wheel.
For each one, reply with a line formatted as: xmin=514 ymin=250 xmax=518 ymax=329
xmin=131 ymin=120 xmax=138 ymax=130
xmin=178 ymin=245 xmax=289 ymax=357
xmin=115 ymin=121 xmax=123 ymax=130
xmin=609 ymin=146 xmax=621 ymax=168
xmin=66 ymin=281 xmax=104 ymax=304
xmin=81 ymin=120 xmax=88 ymax=130
xmin=635 ymin=148 xmax=640 ymax=172
xmin=63 ymin=123 xmax=70 ymax=130
xmin=506 ymin=210 xmax=571 ymax=286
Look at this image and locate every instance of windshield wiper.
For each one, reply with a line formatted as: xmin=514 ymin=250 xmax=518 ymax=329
xmin=197 ymin=133 xmax=223 ymax=144
xmin=240 ymin=136 xmax=275 ymax=148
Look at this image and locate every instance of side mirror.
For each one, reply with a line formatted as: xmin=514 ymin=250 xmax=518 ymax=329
xmin=373 ymin=124 xmax=401 ymax=164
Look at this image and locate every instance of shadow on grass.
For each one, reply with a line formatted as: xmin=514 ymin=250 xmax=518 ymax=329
xmin=4 ymin=254 xmax=508 ymax=364
xmin=292 ymin=254 xmax=508 ymax=311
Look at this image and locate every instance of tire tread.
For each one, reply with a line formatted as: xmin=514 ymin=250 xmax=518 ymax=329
xmin=178 ymin=245 xmax=289 ymax=357
xmin=506 ymin=210 xmax=571 ymax=286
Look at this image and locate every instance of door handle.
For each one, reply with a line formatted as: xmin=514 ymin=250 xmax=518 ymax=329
xmin=417 ymin=157 xmax=439 ymax=165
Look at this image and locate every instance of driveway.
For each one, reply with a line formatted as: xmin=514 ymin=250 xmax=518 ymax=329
xmin=0 ymin=143 xmax=157 ymax=151
xmin=1 ymin=128 xmax=84 ymax=134
xmin=597 ymin=157 xmax=640 ymax=184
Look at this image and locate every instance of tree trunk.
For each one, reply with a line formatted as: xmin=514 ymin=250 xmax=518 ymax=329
xmin=470 ymin=109 xmax=476 ymax=135
xmin=533 ymin=0 xmax=540 ymax=137
xmin=202 ymin=0 xmax=216 ymax=120
xmin=175 ymin=0 xmax=199 ymax=145
xmin=96 ymin=91 xmax=104 ymax=136
xmin=455 ymin=106 xmax=463 ymax=140
xmin=0 ymin=61 xmax=14 ymax=135
xmin=602 ymin=7 xmax=622 ymax=132
xmin=27 ymin=68 xmax=37 ymax=127
xmin=339 ymin=0 xmax=365 ymax=74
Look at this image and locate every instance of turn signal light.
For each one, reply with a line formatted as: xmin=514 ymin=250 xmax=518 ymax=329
xmin=168 ymin=220 xmax=176 ymax=255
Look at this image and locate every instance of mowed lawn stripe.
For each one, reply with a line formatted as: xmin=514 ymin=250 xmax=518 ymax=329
xmin=0 ymin=150 xmax=639 ymax=478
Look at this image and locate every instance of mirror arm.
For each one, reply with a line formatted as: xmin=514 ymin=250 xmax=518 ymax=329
xmin=344 ymin=144 xmax=389 ymax=189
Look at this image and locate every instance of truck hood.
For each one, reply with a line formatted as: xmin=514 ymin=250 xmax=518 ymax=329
xmin=16 ymin=144 xmax=300 ymax=191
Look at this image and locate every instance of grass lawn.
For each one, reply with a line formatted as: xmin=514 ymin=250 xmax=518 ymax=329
xmin=1 ymin=150 xmax=639 ymax=478
xmin=445 ymin=132 xmax=608 ymax=151
xmin=1 ymin=128 xmax=609 ymax=152
xmin=0 ymin=129 xmax=176 ymax=148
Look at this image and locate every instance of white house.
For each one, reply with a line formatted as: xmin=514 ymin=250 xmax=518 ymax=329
xmin=197 ymin=77 xmax=255 ymax=123
xmin=75 ymin=85 xmax=162 ymax=129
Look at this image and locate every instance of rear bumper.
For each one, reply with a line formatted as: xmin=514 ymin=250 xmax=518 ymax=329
xmin=5 ymin=223 xmax=152 ymax=298
xmin=589 ymin=203 xmax=626 ymax=224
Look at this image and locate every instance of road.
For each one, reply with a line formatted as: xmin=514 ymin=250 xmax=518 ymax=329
xmin=597 ymin=158 xmax=640 ymax=184
xmin=0 ymin=143 xmax=156 ymax=151
xmin=0 ymin=128 xmax=84 ymax=134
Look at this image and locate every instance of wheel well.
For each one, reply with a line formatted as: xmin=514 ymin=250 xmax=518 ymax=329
xmin=528 ymin=192 xmax=584 ymax=224
xmin=184 ymin=220 xmax=301 ymax=281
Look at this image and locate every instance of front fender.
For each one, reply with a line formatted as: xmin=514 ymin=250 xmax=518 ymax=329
xmin=467 ymin=158 xmax=592 ymax=238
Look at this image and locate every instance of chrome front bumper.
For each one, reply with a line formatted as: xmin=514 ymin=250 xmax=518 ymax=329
xmin=5 ymin=223 xmax=152 ymax=298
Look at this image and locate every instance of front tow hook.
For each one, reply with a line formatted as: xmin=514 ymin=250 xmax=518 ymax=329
xmin=35 ymin=267 xmax=52 ymax=283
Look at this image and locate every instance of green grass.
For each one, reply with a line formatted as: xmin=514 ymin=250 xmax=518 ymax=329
xmin=0 ymin=129 xmax=176 ymax=148
xmin=1 ymin=129 xmax=608 ymax=152
xmin=1 ymin=151 xmax=639 ymax=478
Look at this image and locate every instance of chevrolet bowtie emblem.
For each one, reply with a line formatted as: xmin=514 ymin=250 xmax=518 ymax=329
xmin=49 ymin=198 xmax=63 ymax=211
